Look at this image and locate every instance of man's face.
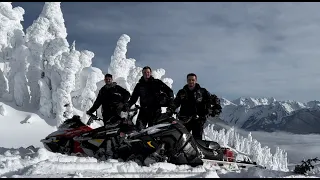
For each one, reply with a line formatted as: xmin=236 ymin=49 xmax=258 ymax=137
xmin=104 ymin=77 xmax=113 ymax=85
xmin=142 ymin=68 xmax=151 ymax=79
xmin=187 ymin=75 xmax=197 ymax=88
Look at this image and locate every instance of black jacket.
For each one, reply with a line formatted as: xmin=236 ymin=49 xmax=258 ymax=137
xmin=128 ymin=76 xmax=174 ymax=109
xmin=170 ymin=83 xmax=211 ymax=117
xmin=88 ymin=82 xmax=130 ymax=116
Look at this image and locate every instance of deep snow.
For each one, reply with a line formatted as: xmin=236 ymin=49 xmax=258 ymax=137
xmin=0 ymin=102 xmax=319 ymax=178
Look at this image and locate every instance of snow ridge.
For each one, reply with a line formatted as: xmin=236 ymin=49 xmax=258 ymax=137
xmin=220 ymin=96 xmax=320 ymax=133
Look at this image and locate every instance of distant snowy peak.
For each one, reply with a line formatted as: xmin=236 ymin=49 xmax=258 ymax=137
xmin=275 ymin=100 xmax=307 ymax=113
xmin=231 ymin=97 xmax=276 ymax=108
xmin=219 ymin=97 xmax=236 ymax=108
xmin=225 ymin=97 xmax=309 ymax=111
xmin=220 ymin=96 xmax=320 ymax=133
xmin=306 ymin=100 xmax=320 ymax=109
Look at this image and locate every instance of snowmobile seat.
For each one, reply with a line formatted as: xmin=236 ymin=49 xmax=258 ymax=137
xmin=195 ymin=139 xmax=221 ymax=151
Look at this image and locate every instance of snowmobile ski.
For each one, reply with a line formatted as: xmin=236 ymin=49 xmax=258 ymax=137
xmin=202 ymin=159 xmax=266 ymax=170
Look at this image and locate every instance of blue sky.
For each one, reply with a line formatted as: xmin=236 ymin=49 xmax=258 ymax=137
xmin=12 ymin=2 xmax=320 ymax=102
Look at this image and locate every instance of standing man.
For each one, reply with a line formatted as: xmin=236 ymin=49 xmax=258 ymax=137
xmin=167 ymin=73 xmax=212 ymax=140
xmin=126 ymin=66 xmax=174 ymax=131
xmin=86 ymin=73 xmax=130 ymax=125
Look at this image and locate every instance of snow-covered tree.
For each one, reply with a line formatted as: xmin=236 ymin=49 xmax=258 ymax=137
xmin=0 ymin=69 xmax=8 ymax=98
xmin=40 ymin=36 xmax=82 ymax=125
xmin=71 ymin=48 xmax=96 ymax=108
xmin=39 ymin=37 xmax=70 ymax=118
xmin=25 ymin=2 xmax=67 ymax=108
xmin=0 ymin=2 xmax=24 ymax=53
xmin=74 ymin=49 xmax=95 ymax=91
xmin=11 ymin=44 xmax=30 ymax=107
xmin=107 ymin=34 xmax=174 ymax=93
xmin=80 ymin=67 xmax=104 ymax=120
xmin=152 ymin=68 xmax=173 ymax=88
xmin=0 ymin=104 xmax=6 ymax=116
xmin=108 ymin=34 xmax=135 ymax=87
xmin=127 ymin=67 xmax=142 ymax=91
xmin=203 ymin=124 xmax=288 ymax=171
xmin=53 ymin=46 xmax=81 ymax=125
xmin=0 ymin=3 xmax=30 ymax=106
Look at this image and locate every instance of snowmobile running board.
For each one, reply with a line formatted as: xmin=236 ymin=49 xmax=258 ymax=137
xmin=202 ymin=159 xmax=266 ymax=169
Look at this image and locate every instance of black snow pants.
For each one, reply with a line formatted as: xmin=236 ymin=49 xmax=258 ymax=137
xmin=135 ymin=107 xmax=162 ymax=131
xmin=184 ymin=117 xmax=206 ymax=140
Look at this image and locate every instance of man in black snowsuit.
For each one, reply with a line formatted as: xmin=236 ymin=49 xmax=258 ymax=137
xmin=86 ymin=73 xmax=130 ymax=125
xmin=125 ymin=66 xmax=174 ymax=131
xmin=167 ymin=73 xmax=212 ymax=140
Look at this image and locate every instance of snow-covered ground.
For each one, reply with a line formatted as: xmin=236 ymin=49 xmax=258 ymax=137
xmin=0 ymin=102 xmax=319 ymax=178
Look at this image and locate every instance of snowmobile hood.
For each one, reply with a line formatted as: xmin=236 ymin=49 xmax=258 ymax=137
xmin=128 ymin=123 xmax=172 ymax=137
xmin=47 ymin=129 xmax=67 ymax=137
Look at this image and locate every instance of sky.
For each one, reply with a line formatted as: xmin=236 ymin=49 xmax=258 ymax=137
xmin=11 ymin=2 xmax=320 ymax=102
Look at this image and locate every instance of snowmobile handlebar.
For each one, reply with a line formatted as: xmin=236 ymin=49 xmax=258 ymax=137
xmin=177 ymin=114 xmax=200 ymax=124
xmin=126 ymin=104 xmax=140 ymax=112
xmin=86 ymin=114 xmax=103 ymax=125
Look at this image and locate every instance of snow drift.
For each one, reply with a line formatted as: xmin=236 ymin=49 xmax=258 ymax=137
xmin=1 ymin=147 xmax=314 ymax=178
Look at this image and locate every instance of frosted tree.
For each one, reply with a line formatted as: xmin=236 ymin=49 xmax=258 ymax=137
xmin=40 ymin=38 xmax=70 ymax=118
xmin=203 ymin=124 xmax=289 ymax=172
xmin=74 ymin=49 xmax=95 ymax=91
xmin=0 ymin=3 xmax=30 ymax=106
xmin=53 ymin=46 xmax=81 ymax=125
xmin=80 ymin=67 xmax=104 ymax=120
xmin=127 ymin=67 xmax=142 ymax=91
xmin=41 ymin=37 xmax=82 ymax=125
xmin=38 ymin=78 xmax=52 ymax=118
xmin=107 ymin=34 xmax=174 ymax=93
xmin=11 ymin=43 xmax=30 ymax=107
xmin=71 ymin=48 xmax=96 ymax=108
xmin=108 ymin=34 xmax=135 ymax=91
xmin=0 ymin=69 xmax=8 ymax=98
xmin=151 ymin=68 xmax=173 ymax=88
xmin=25 ymin=2 xmax=67 ymax=108
xmin=0 ymin=2 xmax=24 ymax=52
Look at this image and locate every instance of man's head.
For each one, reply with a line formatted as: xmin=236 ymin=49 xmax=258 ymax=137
xmin=104 ymin=74 xmax=113 ymax=85
xmin=187 ymin=73 xmax=197 ymax=89
xmin=142 ymin=66 xmax=152 ymax=80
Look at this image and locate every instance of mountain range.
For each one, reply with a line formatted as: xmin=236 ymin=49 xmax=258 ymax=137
xmin=219 ymin=97 xmax=320 ymax=134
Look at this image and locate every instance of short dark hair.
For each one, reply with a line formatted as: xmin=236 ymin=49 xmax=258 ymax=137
xmin=187 ymin=73 xmax=197 ymax=79
xmin=105 ymin=73 xmax=113 ymax=78
xmin=142 ymin=66 xmax=152 ymax=71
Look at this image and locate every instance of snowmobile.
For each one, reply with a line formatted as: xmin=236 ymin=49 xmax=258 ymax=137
xmin=73 ymin=106 xmax=263 ymax=169
xmin=40 ymin=106 xmax=139 ymax=158
xmin=41 ymin=105 xmax=263 ymax=169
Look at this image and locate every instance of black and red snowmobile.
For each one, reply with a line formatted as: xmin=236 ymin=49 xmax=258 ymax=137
xmin=40 ymin=105 xmax=263 ymax=169
xmin=40 ymin=106 xmax=138 ymax=158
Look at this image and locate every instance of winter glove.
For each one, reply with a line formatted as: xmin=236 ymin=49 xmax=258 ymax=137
xmin=116 ymin=102 xmax=124 ymax=111
xmin=86 ymin=110 xmax=94 ymax=116
xmin=122 ymin=103 xmax=130 ymax=112
xmin=166 ymin=107 xmax=174 ymax=116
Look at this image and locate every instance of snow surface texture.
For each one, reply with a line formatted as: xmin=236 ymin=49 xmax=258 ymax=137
xmin=220 ymin=97 xmax=320 ymax=134
xmin=1 ymin=147 xmax=318 ymax=178
xmin=0 ymin=103 xmax=319 ymax=178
